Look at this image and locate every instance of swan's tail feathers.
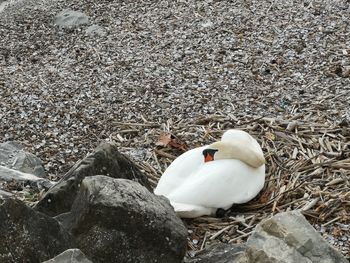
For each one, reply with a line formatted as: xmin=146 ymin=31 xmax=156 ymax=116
xmin=170 ymin=201 xmax=216 ymax=218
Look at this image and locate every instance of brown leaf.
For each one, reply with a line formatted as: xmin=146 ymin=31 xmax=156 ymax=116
xmin=168 ymin=140 xmax=188 ymax=152
xmin=258 ymin=188 xmax=273 ymax=204
xmin=155 ymin=133 xmax=188 ymax=152
xmin=155 ymin=133 xmax=172 ymax=147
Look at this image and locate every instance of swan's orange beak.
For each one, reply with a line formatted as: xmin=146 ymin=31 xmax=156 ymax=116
xmin=203 ymin=149 xmax=218 ymax=163
xmin=204 ymin=153 xmax=214 ymax=163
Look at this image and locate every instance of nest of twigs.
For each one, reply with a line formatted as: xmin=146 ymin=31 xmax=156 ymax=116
xmin=116 ymin=114 xmax=350 ymax=258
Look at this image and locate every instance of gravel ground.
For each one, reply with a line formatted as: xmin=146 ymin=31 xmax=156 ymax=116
xmin=0 ymin=0 xmax=349 ymax=258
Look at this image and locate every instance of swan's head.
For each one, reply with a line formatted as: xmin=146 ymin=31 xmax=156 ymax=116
xmin=221 ymin=129 xmax=252 ymax=144
xmin=202 ymin=140 xmax=265 ymax=168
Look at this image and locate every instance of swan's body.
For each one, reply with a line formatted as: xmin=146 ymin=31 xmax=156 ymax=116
xmin=154 ymin=129 xmax=265 ymax=218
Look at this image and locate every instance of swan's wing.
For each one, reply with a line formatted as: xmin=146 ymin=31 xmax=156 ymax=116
xmin=154 ymin=146 xmax=207 ymax=196
xmin=167 ymin=160 xmax=265 ymax=209
xmin=170 ymin=201 xmax=216 ymax=218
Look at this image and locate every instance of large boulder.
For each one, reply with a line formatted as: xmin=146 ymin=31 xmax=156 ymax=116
xmin=0 ymin=198 xmax=74 ymax=263
xmin=246 ymin=210 xmax=348 ymax=263
xmin=59 ymin=175 xmax=187 ymax=263
xmin=42 ymin=249 xmax=92 ymax=263
xmin=35 ymin=142 xmax=151 ymax=216
xmin=0 ymin=141 xmax=46 ymax=178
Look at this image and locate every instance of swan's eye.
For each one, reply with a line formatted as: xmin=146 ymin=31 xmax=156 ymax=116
xmin=202 ymin=149 xmax=218 ymax=163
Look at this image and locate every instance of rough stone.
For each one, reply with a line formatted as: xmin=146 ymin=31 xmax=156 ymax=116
xmin=54 ymin=9 xmax=89 ymax=29
xmin=0 ymin=165 xmax=55 ymax=190
xmin=187 ymin=211 xmax=348 ymax=263
xmin=186 ymin=244 xmax=250 ymax=263
xmin=61 ymin=175 xmax=187 ymax=263
xmin=35 ymin=142 xmax=151 ymax=216
xmin=0 ymin=189 xmax=13 ymax=198
xmin=42 ymin=249 xmax=92 ymax=263
xmin=0 ymin=198 xmax=74 ymax=263
xmin=246 ymin=210 xmax=348 ymax=263
xmin=0 ymin=141 xmax=46 ymax=178
xmin=85 ymin=24 xmax=106 ymax=37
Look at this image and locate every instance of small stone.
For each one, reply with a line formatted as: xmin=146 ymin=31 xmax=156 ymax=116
xmin=54 ymin=9 xmax=89 ymax=29
xmin=85 ymin=25 xmax=107 ymax=37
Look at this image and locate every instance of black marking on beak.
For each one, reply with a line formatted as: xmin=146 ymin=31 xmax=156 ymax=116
xmin=202 ymin=149 xmax=218 ymax=162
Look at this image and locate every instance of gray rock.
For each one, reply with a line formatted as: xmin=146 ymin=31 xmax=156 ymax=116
xmin=35 ymin=142 xmax=151 ymax=216
xmin=187 ymin=211 xmax=348 ymax=263
xmin=0 ymin=141 xmax=46 ymax=178
xmin=42 ymin=249 xmax=92 ymax=263
xmin=54 ymin=9 xmax=89 ymax=29
xmin=246 ymin=210 xmax=348 ymax=263
xmin=0 ymin=189 xmax=13 ymax=198
xmin=186 ymin=243 xmax=250 ymax=263
xmin=85 ymin=24 xmax=106 ymax=37
xmin=0 ymin=0 xmax=9 ymax=13
xmin=0 ymin=165 xmax=55 ymax=190
xmin=0 ymin=198 xmax=74 ymax=263
xmin=61 ymin=175 xmax=187 ymax=263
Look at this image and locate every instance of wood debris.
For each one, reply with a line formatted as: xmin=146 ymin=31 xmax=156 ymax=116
xmin=0 ymin=0 xmax=349 ymax=259
xmin=122 ymin=116 xmax=349 ymax=258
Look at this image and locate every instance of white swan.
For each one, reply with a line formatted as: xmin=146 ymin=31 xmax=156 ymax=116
xmin=154 ymin=129 xmax=265 ymax=218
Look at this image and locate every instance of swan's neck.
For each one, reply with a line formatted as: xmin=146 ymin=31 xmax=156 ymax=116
xmin=208 ymin=141 xmax=265 ymax=168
